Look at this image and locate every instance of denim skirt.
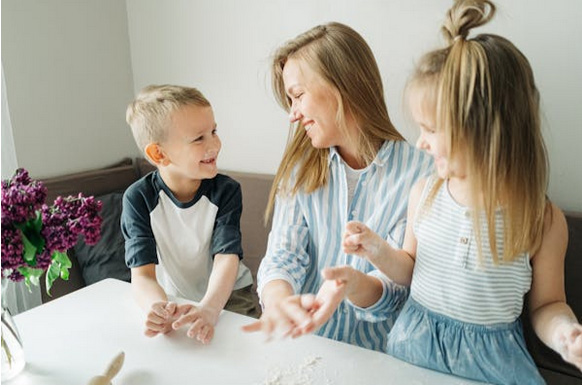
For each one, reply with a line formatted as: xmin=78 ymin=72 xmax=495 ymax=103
xmin=386 ymin=297 xmax=545 ymax=384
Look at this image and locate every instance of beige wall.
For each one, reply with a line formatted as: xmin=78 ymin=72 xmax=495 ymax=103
xmin=2 ymin=0 xmax=139 ymax=178
xmin=126 ymin=0 xmax=582 ymax=211
xmin=2 ymin=0 xmax=581 ymax=211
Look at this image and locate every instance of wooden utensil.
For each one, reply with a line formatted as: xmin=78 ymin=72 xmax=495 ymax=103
xmin=88 ymin=351 xmax=125 ymax=385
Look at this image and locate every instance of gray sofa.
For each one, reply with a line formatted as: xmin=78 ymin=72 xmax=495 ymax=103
xmin=40 ymin=158 xmax=581 ymax=384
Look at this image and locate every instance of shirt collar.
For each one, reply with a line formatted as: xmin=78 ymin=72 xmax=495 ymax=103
xmin=328 ymin=141 xmax=394 ymax=168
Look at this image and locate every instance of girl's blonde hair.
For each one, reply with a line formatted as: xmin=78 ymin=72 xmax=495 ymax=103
xmin=126 ymin=85 xmax=210 ymax=154
xmin=411 ymin=0 xmax=548 ymax=263
xmin=266 ymin=22 xmax=404 ymax=221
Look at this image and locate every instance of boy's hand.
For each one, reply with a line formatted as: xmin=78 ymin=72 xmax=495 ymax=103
xmin=555 ymin=322 xmax=582 ymax=371
xmin=342 ymin=221 xmax=385 ymax=262
xmin=172 ymin=304 xmax=220 ymax=344
xmin=144 ymin=301 xmax=182 ymax=337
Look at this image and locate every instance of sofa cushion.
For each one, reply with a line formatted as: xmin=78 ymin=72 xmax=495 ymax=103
xmin=73 ymin=192 xmax=130 ymax=285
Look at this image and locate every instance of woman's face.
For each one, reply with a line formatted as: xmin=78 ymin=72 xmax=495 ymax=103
xmin=282 ymin=58 xmax=345 ymax=150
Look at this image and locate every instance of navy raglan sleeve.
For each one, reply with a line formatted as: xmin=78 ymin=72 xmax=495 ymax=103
xmin=210 ymin=177 xmax=244 ymax=260
xmin=121 ymin=180 xmax=158 ymax=268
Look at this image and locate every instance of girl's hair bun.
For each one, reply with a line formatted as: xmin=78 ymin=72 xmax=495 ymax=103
xmin=442 ymin=0 xmax=496 ymax=44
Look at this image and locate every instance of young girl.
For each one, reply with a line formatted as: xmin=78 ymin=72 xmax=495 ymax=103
xmin=332 ymin=0 xmax=582 ymax=383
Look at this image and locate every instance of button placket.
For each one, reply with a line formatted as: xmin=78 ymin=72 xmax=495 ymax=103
xmin=454 ymin=211 xmax=472 ymax=268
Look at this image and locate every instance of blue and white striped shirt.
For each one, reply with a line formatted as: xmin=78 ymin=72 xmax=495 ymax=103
xmin=258 ymin=140 xmax=433 ymax=352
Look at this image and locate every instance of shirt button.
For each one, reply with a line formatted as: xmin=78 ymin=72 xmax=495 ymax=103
xmin=351 ymin=210 xmax=357 ymax=216
xmin=460 ymin=237 xmax=469 ymax=244
xmin=361 ymin=181 xmax=367 ymax=186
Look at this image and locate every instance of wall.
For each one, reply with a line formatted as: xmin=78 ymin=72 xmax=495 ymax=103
xmin=126 ymin=0 xmax=582 ymax=211
xmin=2 ymin=0 xmax=139 ymax=179
xmin=2 ymin=0 xmax=580 ymax=211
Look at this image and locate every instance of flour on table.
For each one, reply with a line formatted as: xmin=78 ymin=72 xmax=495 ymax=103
xmin=265 ymin=354 xmax=331 ymax=385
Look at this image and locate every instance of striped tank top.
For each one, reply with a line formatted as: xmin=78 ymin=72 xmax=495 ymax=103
xmin=410 ymin=177 xmax=532 ymax=325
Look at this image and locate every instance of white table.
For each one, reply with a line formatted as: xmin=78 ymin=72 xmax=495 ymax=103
xmin=8 ymin=279 xmax=478 ymax=384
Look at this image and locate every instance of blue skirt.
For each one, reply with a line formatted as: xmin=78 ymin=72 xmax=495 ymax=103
xmin=386 ymin=297 xmax=545 ymax=384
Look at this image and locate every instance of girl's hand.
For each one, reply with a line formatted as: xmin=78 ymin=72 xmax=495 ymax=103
xmin=342 ymin=221 xmax=385 ymax=262
xmin=144 ymin=301 xmax=182 ymax=337
xmin=555 ymin=322 xmax=582 ymax=371
xmin=172 ymin=304 xmax=221 ymax=344
xmin=241 ymin=293 xmax=318 ymax=340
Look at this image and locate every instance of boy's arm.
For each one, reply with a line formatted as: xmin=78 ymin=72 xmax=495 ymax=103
xmin=131 ymin=264 xmax=184 ymax=337
xmin=529 ymin=202 xmax=582 ymax=371
xmin=171 ymin=253 xmax=239 ymax=344
xmin=199 ymin=253 xmax=239 ymax=318
xmin=131 ymin=264 xmax=167 ymax=310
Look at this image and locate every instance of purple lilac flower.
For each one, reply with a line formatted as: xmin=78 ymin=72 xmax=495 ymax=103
xmin=41 ymin=195 xmax=103 ymax=253
xmin=1 ymin=168 xmax=47 ymax=226
xmin=1 ymin=168 xmax=103 ymax=285
xmin=1 ymin=225 xmax=24 ymax=279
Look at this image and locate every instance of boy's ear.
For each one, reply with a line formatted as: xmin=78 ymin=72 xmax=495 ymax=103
xmin=144 ymin=143 xmax=169 ymax=166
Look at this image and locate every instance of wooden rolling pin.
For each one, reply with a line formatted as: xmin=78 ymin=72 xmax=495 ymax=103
xmin=88 ymin=351 xmax=125 ymax=385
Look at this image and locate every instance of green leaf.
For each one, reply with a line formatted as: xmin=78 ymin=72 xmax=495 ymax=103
xmin=45 ymin=261 xmax=61 ymax=296
xmin=32 ymin=211 xmax=43 ymax=233
xmin=20 ymin=232 xmax=38 ymax=265
xmin=52 ymin=251 xmax=72 ymax=280
xmin=17 ymin=267 xmax=44 ymax=291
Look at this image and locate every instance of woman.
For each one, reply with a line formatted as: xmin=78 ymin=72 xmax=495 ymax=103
xmin=243 ymin=22 xmax=432 ymax=352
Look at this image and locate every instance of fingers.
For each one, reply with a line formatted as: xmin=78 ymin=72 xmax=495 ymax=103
xmin=241 ymin=295 xmax=316 ymax=340
xmin=345 ymin=220 xmax=366 ymax=234
xmin=311 ymin=281 xmax=346 ymax=327
xmin=322 ymin=265 xmax=352 ymax=283
xmin=241 ymin=320 xmax=263 ymax=332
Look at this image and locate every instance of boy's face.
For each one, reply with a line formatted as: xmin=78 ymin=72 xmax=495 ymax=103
xmin=160 ymin=104 xmax=221 ymax=182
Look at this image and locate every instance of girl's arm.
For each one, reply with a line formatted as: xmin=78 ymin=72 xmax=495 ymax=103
xmin=529 ymin=202 xmax=582 ymax=371
xmin=342 ymin=178 xmax=425 ymax=286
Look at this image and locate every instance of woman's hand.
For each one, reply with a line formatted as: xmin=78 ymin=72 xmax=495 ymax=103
xmin=241 ymin=293 xmax=318 ymax=339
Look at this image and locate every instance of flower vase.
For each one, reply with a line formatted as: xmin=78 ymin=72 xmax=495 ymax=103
xmin=1 ymin=282 xmax=26 ymax=382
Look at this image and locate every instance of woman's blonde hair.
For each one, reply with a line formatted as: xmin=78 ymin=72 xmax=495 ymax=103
xmin=126 ymin=85 xmax=210 ymax=154
xmin=411 ymin=0 xmax=548 ymax=263
xmin=266 ymin=22 xmax=404 ymax=221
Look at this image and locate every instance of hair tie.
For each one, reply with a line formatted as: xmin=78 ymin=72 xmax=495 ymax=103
xmin=453 ymin=35 xmax=464 ymax=42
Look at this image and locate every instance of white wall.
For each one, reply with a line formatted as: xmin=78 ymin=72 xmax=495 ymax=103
xmin=2 ymin=0 xmax=139 ymax=178
xmin=126 ymin=0 xmax=582 ymax=211
xmin=2 ymin=1 xmax=580 ymax=211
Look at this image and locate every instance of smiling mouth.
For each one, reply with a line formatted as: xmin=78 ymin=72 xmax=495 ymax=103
xmin=201 ymin=158 xmax=216 ymax=164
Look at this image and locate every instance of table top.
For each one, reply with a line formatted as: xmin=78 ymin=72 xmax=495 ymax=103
xmin=9 ymin=279 xmax=478 ymax=384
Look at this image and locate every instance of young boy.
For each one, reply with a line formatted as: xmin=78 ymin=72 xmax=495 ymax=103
xmin=123 ymin=85 xmax=258 ymax=344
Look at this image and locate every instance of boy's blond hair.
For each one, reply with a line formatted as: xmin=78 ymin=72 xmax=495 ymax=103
xmin=126 ymin=85 xmax=211 ymax=154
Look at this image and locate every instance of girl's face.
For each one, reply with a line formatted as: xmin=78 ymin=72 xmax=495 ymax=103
xmin=409 ymin=87 xmax=465 ymax=179
xmin=282 ymin=58 xmax=345 ymax=150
